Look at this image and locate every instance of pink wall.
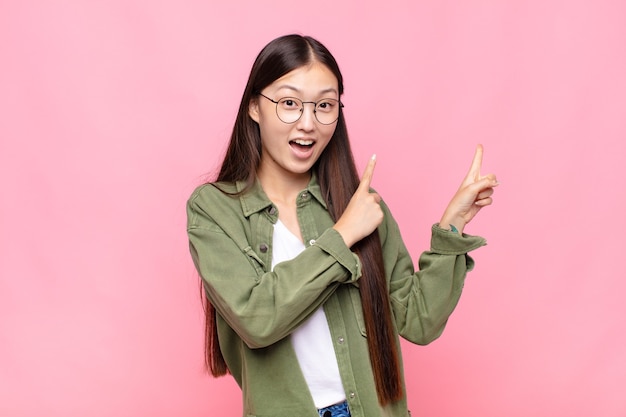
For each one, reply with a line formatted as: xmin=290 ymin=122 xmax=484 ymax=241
xmin=1 ymin=1 xmax=625 ymax=416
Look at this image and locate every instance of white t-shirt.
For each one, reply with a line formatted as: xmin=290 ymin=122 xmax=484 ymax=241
xmin=272 ymin=219 xmax=346 ymax=408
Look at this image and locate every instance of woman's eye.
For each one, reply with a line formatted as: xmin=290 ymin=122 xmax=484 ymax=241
xmin=280 ymin=99 xmax=300 ymax=109
xmin=317 ymin=100 xmax=335 ymax=112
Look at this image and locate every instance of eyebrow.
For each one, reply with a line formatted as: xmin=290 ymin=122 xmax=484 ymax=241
xmin=275 ymin=85 xmax=339 ymax=96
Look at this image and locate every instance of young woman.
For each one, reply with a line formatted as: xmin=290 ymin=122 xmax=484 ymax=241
xmin=187 ymin=34 xmax=498 ymax=417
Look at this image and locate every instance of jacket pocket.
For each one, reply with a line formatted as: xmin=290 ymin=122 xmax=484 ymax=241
xmin=349 ymin=286 xmax=367 ymax=337
xmin=243 ymin=245 xmax=266 ymax=276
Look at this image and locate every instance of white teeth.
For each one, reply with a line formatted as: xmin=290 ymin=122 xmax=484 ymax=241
xmin=293 ymin=139 xmax=314 ymax=146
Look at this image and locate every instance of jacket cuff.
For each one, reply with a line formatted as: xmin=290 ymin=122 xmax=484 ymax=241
xmin=431 ymin=223 xmax=487 ymax=255
xmin=313 ymin=228 xmax=362 ymax=283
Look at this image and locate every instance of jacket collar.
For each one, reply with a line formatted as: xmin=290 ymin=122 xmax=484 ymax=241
xmin=237 ymin=173 xmax=327 ymax=217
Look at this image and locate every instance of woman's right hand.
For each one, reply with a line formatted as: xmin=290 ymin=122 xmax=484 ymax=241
xmin=333 ymin=155 xmax=383 ymax=247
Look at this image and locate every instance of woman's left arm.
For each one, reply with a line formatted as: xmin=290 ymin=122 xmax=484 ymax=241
xmin=384 ymin=145 xmax=498 ymax=344
xmin=384 ymin=219 xmax=486 ymax=345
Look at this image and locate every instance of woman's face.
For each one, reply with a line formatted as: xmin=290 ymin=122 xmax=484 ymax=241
xmin=249 ymin=61 xmax=339 ymax=182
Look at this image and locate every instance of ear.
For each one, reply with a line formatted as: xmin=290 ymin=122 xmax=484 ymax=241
xmin=248 ymin=97 xmax=260 ymax=123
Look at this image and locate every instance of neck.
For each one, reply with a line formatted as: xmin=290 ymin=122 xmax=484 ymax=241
xmin=257 ymin=166 xmax=311 ymax=205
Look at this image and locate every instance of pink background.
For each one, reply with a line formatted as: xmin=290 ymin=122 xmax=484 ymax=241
xmin=1 ymin=1 xmax=625 ymax=416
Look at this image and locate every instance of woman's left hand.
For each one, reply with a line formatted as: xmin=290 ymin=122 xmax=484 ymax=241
xmin=438 ymin=144 xmax=498 ymax=234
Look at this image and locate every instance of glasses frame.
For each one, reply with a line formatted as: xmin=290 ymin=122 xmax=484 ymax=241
xmin=257 ymin=93 xmax=344 ymax=125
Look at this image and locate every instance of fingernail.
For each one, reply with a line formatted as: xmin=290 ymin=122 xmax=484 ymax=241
xmin=371 ymin=154 xmax=377 ymax=161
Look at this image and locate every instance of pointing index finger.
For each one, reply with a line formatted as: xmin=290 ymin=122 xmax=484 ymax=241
xmin=468 ymin=144 xmax=484 ymax=179
xmin=359 ymin=154 xmax=377 ymax=191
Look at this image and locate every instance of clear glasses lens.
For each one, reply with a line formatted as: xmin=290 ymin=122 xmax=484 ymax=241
xmin=275 ymin=97 xmax=340 ymax=125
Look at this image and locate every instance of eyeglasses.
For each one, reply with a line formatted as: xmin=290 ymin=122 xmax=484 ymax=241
xmin=258 ymin=93 xmax=343 ymax=125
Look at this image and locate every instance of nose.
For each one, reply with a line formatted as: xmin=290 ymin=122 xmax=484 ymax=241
xmin=296 ymin=102 xmax=316 ymax=131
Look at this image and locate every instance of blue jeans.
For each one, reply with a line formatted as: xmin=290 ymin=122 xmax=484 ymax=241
xmin=318 ymin=400 xmax=351 ymax=417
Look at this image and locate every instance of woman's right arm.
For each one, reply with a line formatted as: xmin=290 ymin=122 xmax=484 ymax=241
xmin=187 ymin=186 xmax=362 ymax=349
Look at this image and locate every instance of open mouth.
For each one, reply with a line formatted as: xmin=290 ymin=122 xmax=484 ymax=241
xmin=290 ymin=139 xmax=315 ymax=151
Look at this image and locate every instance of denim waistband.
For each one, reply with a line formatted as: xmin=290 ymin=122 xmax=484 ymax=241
xmin=318 ymin=400 xmax=350 ymax=417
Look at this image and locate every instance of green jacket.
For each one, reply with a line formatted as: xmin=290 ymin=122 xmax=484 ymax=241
xmin=187 ymin=175 xmax=486 ymax=417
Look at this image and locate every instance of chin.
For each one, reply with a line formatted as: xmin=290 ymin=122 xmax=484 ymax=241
xmin=286 ymin=161 xmax=315 ymax=176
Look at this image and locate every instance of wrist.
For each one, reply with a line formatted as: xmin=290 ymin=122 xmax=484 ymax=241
xmin=332 ymin=225 xmax=355 ymax=248
xmin=438 ymin=216 xmax=465 ymax=234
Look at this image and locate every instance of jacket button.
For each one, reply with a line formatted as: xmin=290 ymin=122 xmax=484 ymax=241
xmin=259 ymin=244 xmax=268 ymax=253
xmin=268 ymin=206 xmax=276 ymax=215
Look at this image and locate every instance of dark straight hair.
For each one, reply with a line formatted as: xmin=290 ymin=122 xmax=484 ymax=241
xmin=203 ymin=34 xmax=402 ymax=405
